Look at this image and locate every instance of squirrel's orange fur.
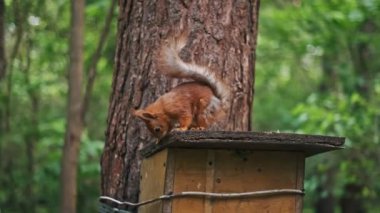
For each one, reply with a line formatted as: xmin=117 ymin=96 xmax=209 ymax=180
xmin=133 ymin=37 xmax=229 ymax=140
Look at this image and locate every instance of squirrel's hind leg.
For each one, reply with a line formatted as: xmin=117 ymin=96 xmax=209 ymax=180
xmin=189 ymin=98 xmax=208 ymax=130
xmin=173 ymin=114 xmax=193 ymax=131
xmin=190 ymin=114 xmax=207 ymax=130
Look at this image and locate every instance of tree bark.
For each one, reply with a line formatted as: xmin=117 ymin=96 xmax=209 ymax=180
xmin=59 ymin=0 xmax=84 ymax=213
xmin=101 ymin=0 xmax=260 ymax=211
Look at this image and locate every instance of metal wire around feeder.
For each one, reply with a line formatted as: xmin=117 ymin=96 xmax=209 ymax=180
xmin=99 ymin=189 xmax=304 ymax=208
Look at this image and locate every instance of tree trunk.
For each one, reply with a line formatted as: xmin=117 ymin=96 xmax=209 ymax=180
xmin=315 ymin=187 xmax=335 ymax=213
xmin=59 ymin=0 xmax=84 ymax=213
xmin=319 ymin=53 xmax=339 ymax=94
xmin=340 ymin=184 xmax=366 ymax=213
xmin=0 ymin=0 xmax=5 ymax=81
xmin=101 ymin=0 xmax=260 ymax=211
xmin=0 ymin=0 xmax=5 ymax=165
xmin=24 ymin=38 xmax=38 ymax=213
xmin=348 ymin=19 xmax=375 ymax=97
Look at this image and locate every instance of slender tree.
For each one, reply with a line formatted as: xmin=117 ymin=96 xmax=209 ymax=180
xmin=0 ymin=0 xmax=5 ymax=81
xmin=0 ymin=0 xmax=6 ymax=208
xmin=101 ymin=0 xmax=260 ymax=211
xmin=24 ymin=38 xmax=38 ymax=213
xmin=82 ymin=0 xmax=117 ymax=125
xmin=0 ymin=0 xmax=6 ymax=162
xmin=60 ymin=0 xmax=116 ymax=212
xmin=60 ymin=0 xmax=85 ymax=212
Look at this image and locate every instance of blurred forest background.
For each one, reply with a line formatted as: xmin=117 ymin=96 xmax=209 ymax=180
xmin=0 ymin=0 xmax=379 ymax=212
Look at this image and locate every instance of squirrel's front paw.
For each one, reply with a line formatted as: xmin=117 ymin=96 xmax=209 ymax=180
xmin=190 ymin=127 xmax=205 ymax=130
xmin=172 ymin=127 xmax=188 ymax=132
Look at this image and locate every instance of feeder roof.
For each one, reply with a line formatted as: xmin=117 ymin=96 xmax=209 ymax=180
xmin=141 ymin=131 xmax=345 ymax=158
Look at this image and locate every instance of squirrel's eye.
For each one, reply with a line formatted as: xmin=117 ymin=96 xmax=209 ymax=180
xmin=154 ymin=127 xmax=161 ymax=132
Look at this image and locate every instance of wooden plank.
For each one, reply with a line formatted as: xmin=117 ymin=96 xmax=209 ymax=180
xmin=139 ymin=149 xmax=168 ymax=213
xmin=164 ymin=149 xmax=304 ymax=212
xmin=171 ymin=149 xmax=207 ymax=213
xmin=210 ymin=150 xmax=303 ymax=213
xmin=141 ymin=131 xmax=345 ymax=158
xmin=162 ymin=150 xmax=175 ymax=213
xmin=204 ymin=150 xmax=215 ymax=213
xmin=295 ymin=153 xmax=305 ymax=212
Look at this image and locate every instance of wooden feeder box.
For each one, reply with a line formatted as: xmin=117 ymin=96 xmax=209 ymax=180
xmin=139 ymin=131 xmax=345 ymax=213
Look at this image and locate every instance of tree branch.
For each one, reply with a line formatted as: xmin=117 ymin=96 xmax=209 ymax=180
xmin=0 ymin=0 xmax=6 ymax=81
xmin=5 ymin=0 xmax=25 ymax=131
xmin=82 ymin=0 xmax=117 ymax=126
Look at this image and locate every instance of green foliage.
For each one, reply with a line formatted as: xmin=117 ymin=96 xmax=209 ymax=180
xmin=0 ymin=0 xmax=116 ymax=212
xmin=1 ymin=0 xmax=379 ymax=212
xmin=255 ymin=0 xmax=380 ymax=211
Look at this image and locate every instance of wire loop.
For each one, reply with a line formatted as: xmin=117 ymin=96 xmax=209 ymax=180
xmin=99 ymin=189 xmax=304 ymax=208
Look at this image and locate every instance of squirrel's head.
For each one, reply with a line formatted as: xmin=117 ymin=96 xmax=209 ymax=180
xmin=132 ymin=109 xmax=170 ymax=139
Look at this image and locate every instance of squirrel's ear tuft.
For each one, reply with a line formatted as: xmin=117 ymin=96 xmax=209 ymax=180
xmin=132 ymin=109 xmax=157 ymax=121
xmin=142 ymin=112 xmax=157 ymax=120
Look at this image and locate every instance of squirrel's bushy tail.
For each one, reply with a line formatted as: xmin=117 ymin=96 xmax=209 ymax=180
xmin=156 ymin=37 xmax=230 ymax=105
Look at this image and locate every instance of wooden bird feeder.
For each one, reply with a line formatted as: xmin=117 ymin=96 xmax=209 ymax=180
xmin=138 ymin=131 xmax=345 ymax=213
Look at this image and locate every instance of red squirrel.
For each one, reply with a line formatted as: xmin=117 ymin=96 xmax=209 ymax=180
xmin=133 ymin=37 xmax=229 ymax=139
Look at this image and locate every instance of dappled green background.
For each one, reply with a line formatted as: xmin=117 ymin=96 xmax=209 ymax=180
xmin=255 ymin=0 xmax=380 ymax=212
xmin=0 ymin=0 xmax=379 ymax=212
xmin=0 ymin=0 xmax=116 ymax=212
